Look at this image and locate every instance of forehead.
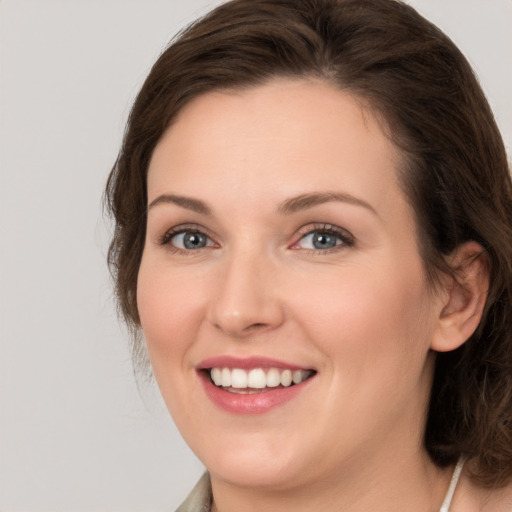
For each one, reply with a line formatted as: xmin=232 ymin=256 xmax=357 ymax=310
xmin=147 ymin=78 xmax=405 ymax=216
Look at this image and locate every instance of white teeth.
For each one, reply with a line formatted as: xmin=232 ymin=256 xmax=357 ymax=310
xmin=211 ymin=367 xmax=222 ymax=386
xmin=266 ymin=368 xmax=281 ymax=387
xmin=280 ymin=369 xmax=292 ymax=387
xmin=292 ymin=370 xmax=303 ymax=384
xmin=221 ymin=368 xmax=231 ymax=387
xmin=231 ymin=369 xmax=248 ymax=388
xmin=248 ymin=369 xmax=266 ymax=388
xmin=209 ymin=367 xmax=313 ymax=389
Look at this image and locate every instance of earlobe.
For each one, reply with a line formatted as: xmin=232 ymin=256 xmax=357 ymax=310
xmin=431 ymin=241 xmax=490 ymax=353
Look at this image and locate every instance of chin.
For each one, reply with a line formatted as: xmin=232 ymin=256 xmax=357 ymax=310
xmin=186 ymin=428 xmax=311 ymax=490
xmin=209 ymin=454 xmax=305 ymax=491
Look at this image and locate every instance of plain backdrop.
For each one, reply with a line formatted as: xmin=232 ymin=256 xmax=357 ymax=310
xmin=0 ymin=1 xmax=510 ymax=511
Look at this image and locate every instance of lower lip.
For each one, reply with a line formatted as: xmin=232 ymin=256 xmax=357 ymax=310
xmin=199 ymin=372 xmax=314 ymax=415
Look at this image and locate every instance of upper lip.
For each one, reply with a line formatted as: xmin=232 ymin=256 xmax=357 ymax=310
xmin=197 ymin=355 xmax=314 ymax=371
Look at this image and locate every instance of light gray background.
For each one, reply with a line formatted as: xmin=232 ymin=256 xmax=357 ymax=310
xmin=0 ymin=1 xmax=510 ymax=511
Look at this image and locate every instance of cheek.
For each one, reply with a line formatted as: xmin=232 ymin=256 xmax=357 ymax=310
xmin=292 ymin=260 xmax=434 ymax=376
xmin=291 ymin=261 xmax=436 ymax=442
xmin=136 ymin=262 xmax=206 ymax=368
xmin=136 ymin=262 xmax=212 ymax=423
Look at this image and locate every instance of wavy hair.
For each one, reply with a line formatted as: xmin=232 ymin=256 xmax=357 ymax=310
xmin=105 ymin=0 xmax=512 ymax=486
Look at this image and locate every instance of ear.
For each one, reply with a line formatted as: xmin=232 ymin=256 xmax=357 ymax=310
xmin=430 ymin=241 xmax=490 ymax=352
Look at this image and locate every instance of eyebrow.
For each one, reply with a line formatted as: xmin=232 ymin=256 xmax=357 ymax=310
xmin=147 ymin=194 xmax=212 ymax=215
xmin=147 ymin=191 xmax=377 ymax=217
xmin=277 ymin=192 xmax=377 ymax=216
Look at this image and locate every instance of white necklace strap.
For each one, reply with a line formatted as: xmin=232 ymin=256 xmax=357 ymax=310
xmin=439 ymin=457 xmax=466 ymax=512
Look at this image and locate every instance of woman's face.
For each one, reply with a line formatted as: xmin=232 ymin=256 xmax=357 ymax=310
xmin=138 ymin=79 xmax=445 ymax=490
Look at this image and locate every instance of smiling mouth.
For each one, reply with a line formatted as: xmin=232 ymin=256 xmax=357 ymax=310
xmin=206 ymin=367 xmax=316 ymax=394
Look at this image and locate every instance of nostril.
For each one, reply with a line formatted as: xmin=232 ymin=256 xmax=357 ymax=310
xmin=242 ymin=322 xmax=272 ymax=334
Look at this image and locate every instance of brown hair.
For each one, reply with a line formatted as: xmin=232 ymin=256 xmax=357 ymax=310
xmin=105 ymin=0 xmax=512 ymax=486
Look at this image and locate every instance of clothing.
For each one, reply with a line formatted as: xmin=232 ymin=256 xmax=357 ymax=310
xmin=176 ymin=472 xmax=212 ymax=512
xmin=175 ymin=459 xmax=464 ymax=512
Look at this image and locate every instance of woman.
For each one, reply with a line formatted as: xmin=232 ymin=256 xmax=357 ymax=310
xmin=105 ymin=0 xmax=512 ymax=510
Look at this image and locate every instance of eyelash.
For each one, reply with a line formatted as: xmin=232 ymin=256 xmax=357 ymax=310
xmin=158 ymin=223 xmax=355 ymax=255
xmin=291 ymin=223 xmax=355 ymax=254
xmin=158 ymin=224 xmax=216 ymax=255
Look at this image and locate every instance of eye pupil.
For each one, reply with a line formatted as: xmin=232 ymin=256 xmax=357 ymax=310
xmin=313 ymin=232 xmax=337 ymax=249
xmin=183 ymin=232 xmax=207 ymax=249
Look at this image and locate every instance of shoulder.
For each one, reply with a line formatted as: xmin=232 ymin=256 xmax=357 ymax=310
xmin=453 ymin=472 xmax=512 ymax=512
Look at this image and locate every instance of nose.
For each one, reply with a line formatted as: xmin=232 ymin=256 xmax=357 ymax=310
xmin=207 ymin=249 xmax=285 ymax=338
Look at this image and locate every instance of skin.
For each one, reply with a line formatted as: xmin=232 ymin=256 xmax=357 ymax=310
xmin=137 ymin=79 xmax=490 ymax=511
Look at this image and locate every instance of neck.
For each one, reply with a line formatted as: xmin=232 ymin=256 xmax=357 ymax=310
xmin=210 ymin=450 xmax=453 ymax=512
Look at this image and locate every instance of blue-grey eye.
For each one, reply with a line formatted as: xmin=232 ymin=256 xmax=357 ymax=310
xmin=297 ymin=230 xmax=345 ymax=250
xmin=172 ymin=231 xmax=211 ymax=249
xmin=312 ymin=232 xmax=339 ymax=249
